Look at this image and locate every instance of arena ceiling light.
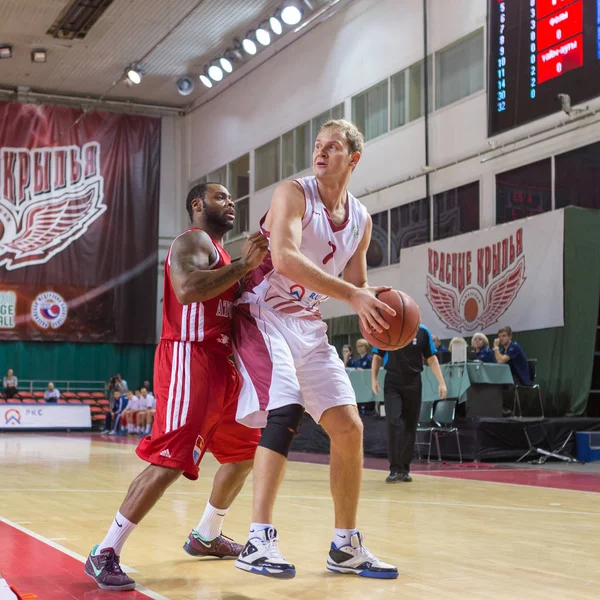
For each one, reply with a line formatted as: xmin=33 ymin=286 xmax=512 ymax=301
xmin=176 ymin=76 xmax=195 ymax=96
xmin=281 ymin=2 xmax=302 ymax=25
xmin=207 ymin=61 xmax=223 ymax=81
xmin=242 ymin=34 xmax=257 ymax=55
xmin=255 ymin=26 xmax=271 ymax=46
xmin=125 ymin=63 xmax=142 ymax=85
xmin=219 ymin=56 xmax=233 ymax=73
xmin=31 ymin=48 xmax=47 ymax=63
xmin=199 ymin=72 xmax=213 ymax=88
xmin=0 ymin=45 xmax=13 ymax=59
xmin=269 ymin=16 xmax=283 ymax=35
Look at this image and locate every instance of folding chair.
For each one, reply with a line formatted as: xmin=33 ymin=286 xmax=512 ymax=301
xmin=415 ymin=401 xmax=435 ymax=463
xmin=432 ymin=400 xmax=462 ymax=463
xmin=513 ymin=359 xmax=544 ymax=418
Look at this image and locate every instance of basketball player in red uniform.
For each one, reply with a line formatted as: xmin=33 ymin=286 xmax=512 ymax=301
xmin=85 ymin=182 xmax=268 ymax=591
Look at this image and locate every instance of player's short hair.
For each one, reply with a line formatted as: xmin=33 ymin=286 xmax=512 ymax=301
xmin=498 ymin=326 xmax=513 ymax=336
xmin=319 ymin=119 xmax=364 ymax=154
xmin=185 ymin=182 xmax=221 ymax=221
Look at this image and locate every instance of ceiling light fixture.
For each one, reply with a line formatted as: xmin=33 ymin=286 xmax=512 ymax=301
xmin=242 ymin=34 xmax=257 ymax=55
xmin=125 ymin=63 xmax=142 ymax=84
xmin=207 ymin=62 xmax=223 ymax=81
xmin=281 ymin=3 xmax=302 ymax=25
xmin=0 ymin=45 xmax=13 ymax=59
xmin=199 ymin=73 xmax=213 ymax=88
xmin=269 ymin=16 xmax=283 ymax=35
xmin=177 ymin=76 xmax=195 ymax=96
xmin=31 ymin=48 xmax=47 ymax=63
xmin=219 ymin=56 xmax=233 ymax=73
xmin=255 ymin=27 xmax=271 ymax=46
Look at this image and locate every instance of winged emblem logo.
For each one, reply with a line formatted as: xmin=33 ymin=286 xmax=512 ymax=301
xmin=426 ymin=257 xmax=526 ymax=332
xmin=0 ymin=143 xmax=106 ymax=271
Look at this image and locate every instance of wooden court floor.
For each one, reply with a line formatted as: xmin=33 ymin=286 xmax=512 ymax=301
xmin=1 ymin=433 xmax=599 ymax=600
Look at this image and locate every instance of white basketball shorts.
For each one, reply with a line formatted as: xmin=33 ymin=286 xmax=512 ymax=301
xmin=232 ymin=302 xmax=357 ymax=428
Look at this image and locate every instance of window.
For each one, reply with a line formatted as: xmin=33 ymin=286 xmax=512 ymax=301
xmin=311 ymin=104 xmax=344 ymax=141
xmin=390 ymin=199 xmax=429 ymax=263
xmin=255 ymin=138 xmax=280 ymax=191
xmin=555 ymin=142 xmax=600 ymax=210
xmin=366 ymin=211 xmax=389 ymax=270
xmin=282 ymin=122 xmax=311 ymax=178
xmin=391 ymin=70 xmax=406 ymax=129
xmin=352 ymin=80 xmax=389 ymax=142
xmin=206 ymin=165 xmax=226 ymax=186
xmin=496 ymin=159 xmax=552 ymax=224
xmin=228 ymin=154 xmax=249 ymax=200
xmin=227 ymin=197 xmax=249 ymax=240
xmin=434 ymin=182 xmax=480 ymax=240
xmin=407 ymin=56 xmax=433 ymax=122
xmin=435 ymin=29 xmax=484 ymax=109
xmin=225 ymin=154 xmax=250 ymax=241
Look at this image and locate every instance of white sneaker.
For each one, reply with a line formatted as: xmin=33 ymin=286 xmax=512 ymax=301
xmin=327 ymin=532 xmax=398 ymax=579
xmin=0 ymin=578 xmax=20 ymax=599
xmin=235 ymin=527 xmax=295 ymax=579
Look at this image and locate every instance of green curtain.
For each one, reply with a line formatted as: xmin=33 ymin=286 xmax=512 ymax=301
xmin=515 ymin=208 xmax=600 ymax=416
xmin=325 ymin=208 xmax=600 ymax=416
xmin=0 ymin=341 xmax=155 ymax=389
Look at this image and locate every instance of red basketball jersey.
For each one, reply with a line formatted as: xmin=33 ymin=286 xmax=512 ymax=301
xmin=161 ymin=228 xmax=236 ymax=349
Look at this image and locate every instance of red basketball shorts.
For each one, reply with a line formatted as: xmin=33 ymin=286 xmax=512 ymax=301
xmin=136 ymin=340 xmax=260 ymax=480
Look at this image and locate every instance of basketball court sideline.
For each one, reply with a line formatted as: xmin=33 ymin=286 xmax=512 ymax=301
xmin=1 ymin=433 xmax=599 ymax=600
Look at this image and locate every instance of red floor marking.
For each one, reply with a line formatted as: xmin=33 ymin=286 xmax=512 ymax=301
xmin=0 ymin=521 xmax=151 ymax=600
xmin=423 ymin=469 xmax=600 ymax=493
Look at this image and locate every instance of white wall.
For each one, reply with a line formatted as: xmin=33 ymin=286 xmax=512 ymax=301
xmin=156 ymin=115 xmax=189 ymax=340
xmin=182 ymin=0 xmax=600 ymax=323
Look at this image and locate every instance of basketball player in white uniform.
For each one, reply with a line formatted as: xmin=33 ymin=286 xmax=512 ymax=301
xmin=233 ymin=119 xmax=399 ymax=580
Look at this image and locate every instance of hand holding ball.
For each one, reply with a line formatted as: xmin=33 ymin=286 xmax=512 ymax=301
xmin=359 ymin=290 xmax=421 ymax=351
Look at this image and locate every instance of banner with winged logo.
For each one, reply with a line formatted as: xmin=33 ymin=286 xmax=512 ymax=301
xmin=396 ymin=210 xmax=564 ymax=338
xmin=0 ymin=102 xmax=160 ymax=343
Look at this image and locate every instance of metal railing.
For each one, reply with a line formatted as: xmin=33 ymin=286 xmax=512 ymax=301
xmin=14 ymin=380 xmax=107 ymax=394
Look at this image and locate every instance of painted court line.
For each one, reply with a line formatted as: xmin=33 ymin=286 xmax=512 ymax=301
xmin=1 ymin=490 xmax=597 ymax=517
xmin=0 ymin=517 xmax=170 ymax=600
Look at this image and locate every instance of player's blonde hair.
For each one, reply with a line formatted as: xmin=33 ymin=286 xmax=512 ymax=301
xmin=320 ymin=119 xmax=364 ymax=154
xmin=471 ymin=332 xmax=490 ymax=347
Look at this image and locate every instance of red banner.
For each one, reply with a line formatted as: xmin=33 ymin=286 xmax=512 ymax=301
xmin=0 ymin=102 xmax=160 ymax=343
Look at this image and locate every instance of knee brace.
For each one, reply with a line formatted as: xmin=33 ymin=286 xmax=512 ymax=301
xmin=258 ymin=404 xmax=305 ymax=457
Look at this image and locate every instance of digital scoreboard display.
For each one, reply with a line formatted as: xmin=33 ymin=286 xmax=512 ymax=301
xmin=489 ymin=0 xmax=600 ymax=135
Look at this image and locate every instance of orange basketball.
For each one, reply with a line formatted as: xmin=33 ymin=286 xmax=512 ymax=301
xmin=359 ymin=290 xmax=421 ymax=351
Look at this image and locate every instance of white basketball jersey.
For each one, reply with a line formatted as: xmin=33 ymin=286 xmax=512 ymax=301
xmin=240 ymin=176 xmax=369 ymax=319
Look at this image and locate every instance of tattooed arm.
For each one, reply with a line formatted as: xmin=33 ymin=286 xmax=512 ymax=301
xmin=169 ymin=230 xmax=268 ymax=304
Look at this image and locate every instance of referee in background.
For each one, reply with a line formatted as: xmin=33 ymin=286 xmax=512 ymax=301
xmin=372 ymin=324 xmax=447 ymax=483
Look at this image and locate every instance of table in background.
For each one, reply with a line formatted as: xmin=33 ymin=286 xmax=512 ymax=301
xmin=348 ymin=363 xmax=514 ymax=418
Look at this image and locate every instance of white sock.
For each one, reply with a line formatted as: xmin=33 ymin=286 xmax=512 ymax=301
xmin=333 ymin=528 xmax=358 ymax=546
xmin=94 ymin=511 xmax=137 ymax=556
xmin=195 ymin=502 xmax=228 ymax=540
xmin=249 ymin=522 xmax=272 ymax=538
xmin=145 ymin=424 xmax=151 ymax=433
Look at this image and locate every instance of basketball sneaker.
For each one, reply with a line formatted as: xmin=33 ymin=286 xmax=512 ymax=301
xmin=327 ymin=532 xmax=398 ymax=579
xmin=183 ymin=529 xmax=243 ymax=558
xmin=234 ymin=527 xmax=296 ymax=579
xmin=84 ymin=545 xmax=136 ymax=591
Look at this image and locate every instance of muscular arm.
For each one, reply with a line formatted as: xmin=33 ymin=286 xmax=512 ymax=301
xmin=372 ymin=353 xmax=383 ymax=381
xmin=342 ymin=214 xmax=372 ymax=289
xmin=269 ymin=181 xmax=359 ymax=303
xmin=170 ymin=230 xmax=248 ymax=304
xmin=426 ymin=354 xmax=448 ymax=399
xmin=494 ymin=347 xmax=510 ymax=364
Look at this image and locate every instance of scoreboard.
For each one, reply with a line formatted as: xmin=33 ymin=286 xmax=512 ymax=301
xmin=489 ymin=0 xmax=600 ymax=135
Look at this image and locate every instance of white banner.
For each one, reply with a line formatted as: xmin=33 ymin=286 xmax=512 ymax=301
xmin=0 ymin=404 xmax=91 ymax=429
xmin=396 ymin=210 xmax=564 ymax=338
